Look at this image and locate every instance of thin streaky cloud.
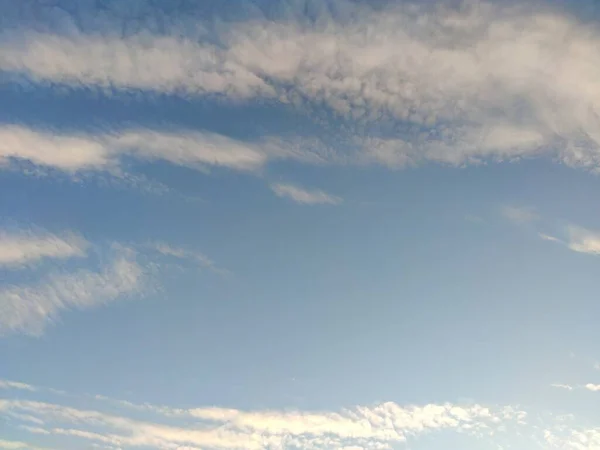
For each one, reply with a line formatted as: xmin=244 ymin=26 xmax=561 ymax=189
xmin=0 ymin=125 xmax=268 ymax=175
xmin=0 ymin=380 xmax=36 ymax=392
xmin=149 ymin=242 xmax=230 ymax=276
xmin=0 ymin=394 xmax=526 ymax=450
xmin=0 ymin=249 xmax=145 ymax=336
xmin=0 ymin=230 xmax=88 ymax=268
xmin=539 ymin=233 xmax=563 ymax=244
xmin=550 ymin=383 xmax=574 ymax=391
xmin=271 ymin=183 xmax=342 ymax=205
xmin=501 ymin=205 xmax=539 ymax=224
xmin=0 ymin=439 xmax=50 ymax=450
xmin=151 ymin=242 xmax=215 ymax=269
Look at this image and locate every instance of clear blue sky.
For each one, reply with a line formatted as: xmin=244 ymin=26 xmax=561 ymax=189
xmin=2 ymin=1 xmax=600 ymax=449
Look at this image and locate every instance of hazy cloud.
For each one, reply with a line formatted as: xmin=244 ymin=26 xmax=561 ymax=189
xmin=271 ymin=183 xmax=342 ymax=205
xmin=501 ymin=206 xmax=539 ymax=224
xmin=0 ymin=389 xmax=527 ymax=450
xmin=0 ymin=229 xmax=88 ymax=268
xmin=0 ymin=248 xmax=145 ymax=336
xmin=565 ymin=226 xmax=600 ymax=255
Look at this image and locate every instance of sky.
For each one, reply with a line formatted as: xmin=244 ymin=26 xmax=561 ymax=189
xmin=2 ymin=0 xmax=600 ymax=448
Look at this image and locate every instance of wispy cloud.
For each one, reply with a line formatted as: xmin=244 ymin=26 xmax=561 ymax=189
xmin=539 ymin=233 xmax=563 ymax=244
xmin=550 ymin=383 xmax=574 ymax=391
xmin=3 ymin=2 xmax=600 ymax=171
xmin=565 ymin=226 xmax=600 ymax=255
xmin=151 ymin=242 xmax=214 ymax=268
xmin=0 ymin=380 xmax=36 ymax=392
xmin=0 ymin=33 xmax=274 ymax=99
xmin=549 ymin=382 xmax=600 ymax=392
xmin=0 ymin=248 xmax=145 ymax=336
xmin=0 ymin=125 xmax=268 ymax=175
xmin=149 ymin=242 xmax=228 ymax=275
xmin=0 ymin=439 xmax=50 ymax=450
xmin=271 ymin=183 xmax=342 ymax=205
xmin=0 ymin=229 xmax=88 ymax=268
xmin=0 ymin=389 xmax=527 ymax=450
xmin=501 ymin=206 xmax=539 ymax=225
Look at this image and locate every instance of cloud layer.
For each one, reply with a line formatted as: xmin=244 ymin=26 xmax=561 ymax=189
xmin=2 ymin=1 xmax=600 ymax=173
xmin=0 ymin=380 xmax=531 ymax=450
xmin=1 ymin=378 xmax=599 ymax=450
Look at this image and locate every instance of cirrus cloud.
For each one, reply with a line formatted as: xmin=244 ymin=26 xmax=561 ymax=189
xmin=270 ymin=183 xmax=342 ymax=205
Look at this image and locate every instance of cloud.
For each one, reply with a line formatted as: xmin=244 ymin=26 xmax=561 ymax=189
xmin=3 ymin=2 xmax=600 ymax=171
xmin=543 ymin=419 xmax=600 ymax=450
xmin=271 ymin=183 xmax=342 ymax=205
xmin=149 ymin=242 xmax=229 ymax=276
xmin=550 ymin=383 xmax=574 ymax=391
xmin=0 ymin=247 xmax=145 ymax=336
xmin=0 ymin=393 xmax=526 ymax=450
xmin=539 ymin=233 xmax=563 ymax=244
xmin=501 ymin=206 xmax=539 ymax=224
xmin=565 ymin=226 xmax=600 ymax=255
xmin=0 ymin=125 xmax=268 ymax=175
xmin=585 ymin=384 xmax=600 ymax=392
xmin=0 ymin=440 xmax=49 ymax=450
xmin=0 ymin=33 xmax=274 ymax=99
xmin=151 ymin=243 xmax=215 ymax=268
xmin=0 ymin=380 xmax=36 ymax=392
xmin=0 ymin=229 xmax=88 ymax=268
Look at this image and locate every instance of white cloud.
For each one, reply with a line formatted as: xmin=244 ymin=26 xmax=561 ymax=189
xmin=0 ymin=33 xmax=274 ymax=99
xmin=0 ymin=125 xmax=112 ymax=172
xmin=544 ymin=425 xmax=600 ymax=450
xmin=0 ymin=125 xmax=268 ymax=175
xmin=0 ymin=396 xmax=524 ymax=450
xmin=0 ymin=380 xmax=36 ymax=392
xmin=501 ymin=206 xmax=539 ymax=224
xmin=550 ymin=383 xmax=574 ymax=391
xmin=0 ymin=440 xmax=49 ymax=450
xmin=539 ymin=233 xmax=563 ymax=244
xmin=566 ymin=226 xmax=600 ymax=255
xmin=271 ymin=183 xmax=342 ymax=205
xmin=0 ymin=248 xmax=145 ymax=336
xmin=0 ymin=230 xmax=88 ymax=268
xmin=585 ymin=384 xmax=600 ymax=392
xmin=3 ymin=2 xmax=600 ymax=171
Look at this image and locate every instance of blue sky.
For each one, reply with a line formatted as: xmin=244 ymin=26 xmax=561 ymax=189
xmin=2 ymin=0 xmax=600 ymax=449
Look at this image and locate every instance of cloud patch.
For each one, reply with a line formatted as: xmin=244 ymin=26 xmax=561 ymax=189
xmin=501 ymin=206 xmax=539 ymax=224
xmin=0 ymin=229 xmax=88 ymax=268
xmin=565 ymin=226 xmax=600 ymax=255
xmin=0 ymin=247 xmax=145 ymax=336
xmin=271 ymin=183 xmax=342 ymax=205
xmin=0 ymin=125 xmax=268 ymax=175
